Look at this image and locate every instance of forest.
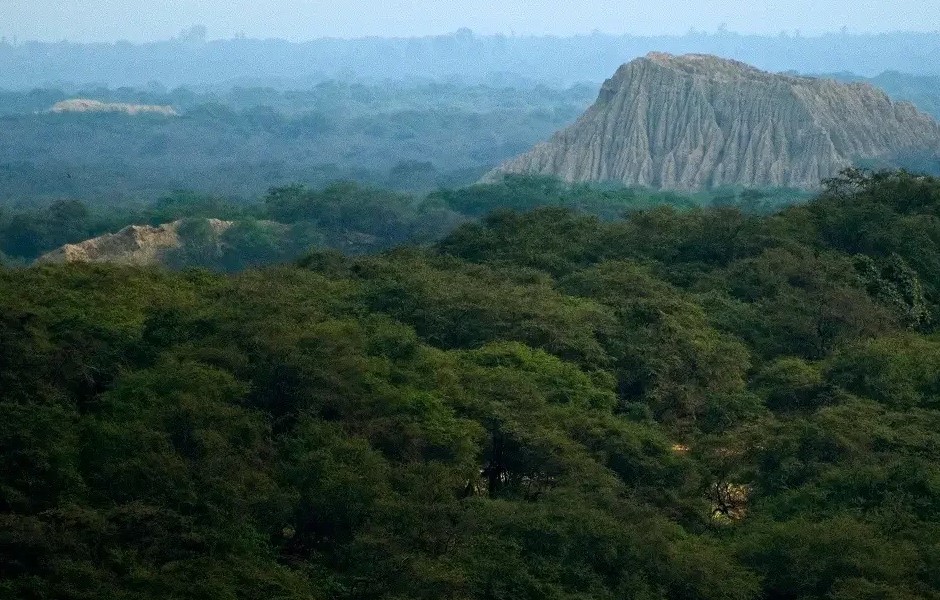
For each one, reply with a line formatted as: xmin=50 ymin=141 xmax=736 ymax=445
xmin=0 ymin=71 xmax=938 ymax=207
xmin=0 ymin=175 xmax=806 ymax=267
xmin=2 ymin=169 xmax=940 ymax=599
xmin=0 ymin=83 xmax=596 ymax=205
xmin=4 ymin=29 xmax=940 ymax=89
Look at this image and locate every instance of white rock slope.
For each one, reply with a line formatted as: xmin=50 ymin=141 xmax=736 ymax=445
xmin=49 ymin=99 xmax=178 ymax=116
xmin=489 ymin=53 xmax=940 ymax=189
xmin=36 ymin=219 xmax=234 ymax=266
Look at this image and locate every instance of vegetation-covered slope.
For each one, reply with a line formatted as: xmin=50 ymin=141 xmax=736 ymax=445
xmin=2 ymin=170 xmax=939 ymax=599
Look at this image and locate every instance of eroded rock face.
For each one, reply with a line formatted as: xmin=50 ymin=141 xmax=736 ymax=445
xmin=489 ymin=53 xmax=940 ymax=190
xmin=36 ymin=219 xmax=234 ymax=266
xmin=49 ymin=99 xmax=178 ymax=116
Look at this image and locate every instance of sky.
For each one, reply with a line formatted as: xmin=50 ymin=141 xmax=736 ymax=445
xmin=3 ymin=0 xmax=940 ymax=42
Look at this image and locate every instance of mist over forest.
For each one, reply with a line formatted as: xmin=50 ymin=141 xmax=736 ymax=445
xmin=1 ymin=34 xmax=939 ymax=209
xmin=4 ymin=28 xmax=940 ymax=89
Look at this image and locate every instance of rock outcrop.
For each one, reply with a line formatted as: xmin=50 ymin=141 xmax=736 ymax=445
xmin=49 ymin=99 xmax=178 ymax=116
xmin=36 ymin=219 xmax=235 ymax=266
xmin=489 ymin=53 xmax=940 ymax=190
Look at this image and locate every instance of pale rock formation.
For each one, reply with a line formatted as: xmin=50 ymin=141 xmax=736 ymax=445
xmin=49 ymin=99 xmax=178 ymax=116
xmin=489 ymin=53 xmax=940 ymax=190
xmin=36 ymin=219 xmax=235 ymax=266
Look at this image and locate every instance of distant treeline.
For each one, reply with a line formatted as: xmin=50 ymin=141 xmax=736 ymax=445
xmin=4 ymin=29 xmax=940 ymax=89
xmin=0 ymin=80 xmax=599 ymax=117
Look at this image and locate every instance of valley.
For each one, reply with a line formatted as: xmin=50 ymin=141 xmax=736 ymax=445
xmin=2 ymin=20 xmax=940 ymax=600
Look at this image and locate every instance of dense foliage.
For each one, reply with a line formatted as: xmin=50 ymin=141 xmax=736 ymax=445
xmin=0 ymin=176 xmax=804 ymax=266
xmin=0 ymin=83 xmax=595 ymax=205
xmin=2 ymin=170 xmax=939 ymax=598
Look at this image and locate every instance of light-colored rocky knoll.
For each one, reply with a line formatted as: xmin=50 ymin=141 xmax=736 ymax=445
xmin=36 ymin=219 xmax=235 ymax=266
xmin=49 ymin=99 xmax=178 ymax=116
xmin=489 ymin=52 xmax=940 ymax=190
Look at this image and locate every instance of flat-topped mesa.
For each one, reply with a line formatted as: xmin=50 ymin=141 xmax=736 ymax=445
xmin=641 ymin=52 xmax=769 ymax=77
xmin=489 ymin=52 xmax=940 ymax=190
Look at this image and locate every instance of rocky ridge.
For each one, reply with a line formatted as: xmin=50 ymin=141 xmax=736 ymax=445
xmin=489 ymin=53 xmax=940 ymax=189
xmin=49 ymin=99 xmax=178 ymax=116
xmin=36 ymin=219 xmax=235 ymax=266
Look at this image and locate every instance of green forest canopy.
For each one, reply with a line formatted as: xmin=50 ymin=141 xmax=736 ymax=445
xmin=0 ymin=82 xmax=597 ymax=205
xmin=0 ymin=175 xmax=806 ymax=267
xmin=2 ymin=169 xmax=940 ymax=599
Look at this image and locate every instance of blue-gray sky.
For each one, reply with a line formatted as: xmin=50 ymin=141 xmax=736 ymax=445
xmin=4 ymin=0 xmax=940 ymax=42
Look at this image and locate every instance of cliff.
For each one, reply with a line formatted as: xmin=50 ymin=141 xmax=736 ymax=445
xmin=489 ymin=53 xmax=940 ymax=190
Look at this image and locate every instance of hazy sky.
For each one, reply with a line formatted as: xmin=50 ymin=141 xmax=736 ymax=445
xmin=4 ymin=0 xmax=940 ymax=42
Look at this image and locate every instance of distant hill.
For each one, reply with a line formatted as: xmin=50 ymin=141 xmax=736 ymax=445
xmin=36 ymin=219 xmax=236 ymax=266
xmin=49 ymin=98 xmax=178 ymax=116
xmin=491 ymin=53 xmax=940 ymax=190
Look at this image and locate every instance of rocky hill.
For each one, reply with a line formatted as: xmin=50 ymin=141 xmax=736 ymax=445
xmin=36 ymin=219 xmax=234 ymax=266
xmin=49 ymin=99 xmax=178 ymax=116
xmin=489 ymin=53 xmax=940 ymax=190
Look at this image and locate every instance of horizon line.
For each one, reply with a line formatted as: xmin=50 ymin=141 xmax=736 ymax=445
xmin=5 ymin=26 xmax=940 ymax=46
